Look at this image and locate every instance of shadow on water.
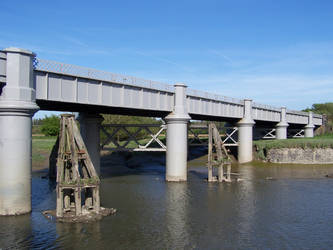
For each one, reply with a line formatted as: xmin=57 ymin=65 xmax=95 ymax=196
xmin=100 ymin=145 xmax=209 ymax=179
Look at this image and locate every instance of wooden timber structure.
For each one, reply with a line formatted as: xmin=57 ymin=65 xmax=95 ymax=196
xmin=208 ymin=123 xmax=232 ymax=182
xmin=56 ymin=114 xmax=100 ymax=218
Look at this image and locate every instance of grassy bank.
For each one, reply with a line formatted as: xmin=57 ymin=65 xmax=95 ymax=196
xmin=254 ymin=134 xmax=333 ymax=160
xmin=32 ymin=136 xmax=57 ymax=170
xmin=31 ymin=135 xmax=166 ymax=170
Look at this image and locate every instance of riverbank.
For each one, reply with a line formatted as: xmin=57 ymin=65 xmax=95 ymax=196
xmin=32 ymin=136 xmax=57 ymax=171
xmin=254 ymin=134 xmax=333 ymax=164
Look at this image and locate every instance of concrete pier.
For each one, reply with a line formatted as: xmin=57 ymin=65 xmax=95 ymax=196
xmin=276 ymin=107 xmax=289 ymax=139
xmin=0 ymin=48 xmax=39 ymax=215
xmin=78 ymin=113 xmax=103 ymax=175
xmin=237 ymin=99 xmax=255 ymax=163
xmin=165 ymin=83 xmax=191 ymax=181
xmin=304 ymin=111 xmax=315 ymax=138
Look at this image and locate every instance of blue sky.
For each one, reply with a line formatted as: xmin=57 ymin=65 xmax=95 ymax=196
xmin=1 ymin=0 xmax=333 ymax=119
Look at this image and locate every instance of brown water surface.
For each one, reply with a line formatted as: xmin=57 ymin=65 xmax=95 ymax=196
xmin=1 ymin=151 xmax=333 ymax=249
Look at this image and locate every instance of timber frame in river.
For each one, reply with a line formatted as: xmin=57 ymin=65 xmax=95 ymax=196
xmin=45 ymin=114 xmax=115 ymax=223
xmin=207 ymin=123 xmax=232 ymax=182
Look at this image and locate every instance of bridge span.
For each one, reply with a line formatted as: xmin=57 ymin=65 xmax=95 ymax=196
xmin=0 ymin=47 xmax=323 ymax=215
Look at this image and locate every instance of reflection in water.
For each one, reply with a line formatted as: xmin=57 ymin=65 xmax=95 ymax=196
xmin=1 ymin=162 xmax=333 ymax=249
xmin=56 ymin=222 xmax=102 ymax=249
xmin=165 ymin=182 xmax=189 ymax=249
xmin=0 ymin=214 xmax=32 ymax=249
xmin=236 ymin=163 xmax=256 ymax=247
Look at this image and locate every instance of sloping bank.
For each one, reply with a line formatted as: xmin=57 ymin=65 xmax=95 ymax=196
xmin=253 ymin=135 xmax=333 ymax=164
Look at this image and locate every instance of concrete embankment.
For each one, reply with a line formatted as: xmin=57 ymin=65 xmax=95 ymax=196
xmin=257 ymin=148 xmax=333 ymax=164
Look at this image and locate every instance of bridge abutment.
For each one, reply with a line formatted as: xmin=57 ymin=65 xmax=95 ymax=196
xmin=78 ymin=113 xmax=103 ymax=175
xmin=276 ymin=107 xmax=289 ymax=139
xmin=304 ymin=111 xmax=315 ymax=138
xmin=0 ymin=48 xmax=39 ymax=215
xmin=237 ymin=99 xmax=255 ymax=163
xmin=165 ymin=83 xmax=190 ymax=181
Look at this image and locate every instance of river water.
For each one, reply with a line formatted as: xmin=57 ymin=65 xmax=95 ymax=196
xmin=1 ymin=152 xmax=333 ymax=249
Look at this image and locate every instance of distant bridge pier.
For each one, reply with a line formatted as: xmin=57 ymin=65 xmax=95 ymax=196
xmin=78 ymin=113 xmax=103 ymax=175
xmin=276 ymin=107 xmax=289 ymax=139
xmin=237 ymin=99 xmax=255 ymax=163
xmin=165 ymin=83 xmax=191 ymax=181
xmin=0 ymin=48 xmax=39 ymax=215
xmin=304 ymin=111 xmax=315 ymax=138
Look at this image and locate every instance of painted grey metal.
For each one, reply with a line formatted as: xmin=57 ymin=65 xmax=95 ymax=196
xmin=252 ymin=102 xmax=281 ymax=122
xmin=292 ymin=129 xmax=305 ymax=138
xmin=223 ymin=127 xmax=238 ymax=146
xmin=0 ymin=48 xmax=39 ymax=215
xmin=100 ymin=123 xmax=167 ymax=152
xmin=0 ymin=51 xmax=6 ymax=84
xmin=187 ymin=88 xmax=243 ymax=119
xmin=34 ymin=70 xmax=175 ymax=113
xmin=35 ymin=58 xmax=174 ymax=93
xmin=262 ymin=128 xmax=276 ymax=139
xmin=32 ymin=58 xmax=322 ymax=126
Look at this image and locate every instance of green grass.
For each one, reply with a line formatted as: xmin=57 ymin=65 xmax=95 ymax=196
xmin=32 ymin=137 xmax=57 ymax=168
xmin=254 ymin=133 xmax=333 ymax=160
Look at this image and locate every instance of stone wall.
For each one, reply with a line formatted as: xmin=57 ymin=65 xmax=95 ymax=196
xmin=266 ymin=148 xmax=333 ymax=164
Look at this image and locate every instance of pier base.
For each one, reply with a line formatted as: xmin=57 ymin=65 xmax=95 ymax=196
xmin=165 ymin=83 xmax=190 ymax=182
xmin=165 ymin=116 xmax=189 ymax=181
xmin=276 ymin=107 xmax=288 ymax=139
xmin=0 ymin=48 xmax=39 ymax=215
xmin=276 ymin=124 xmax=288 ymax=139
xmin=304 ymin=125 xmax=314 ymax=138
xmin=237 ymin=99 xmax=255 ymax=164
xmin=304 ymin=111 xmax=315 ymax=138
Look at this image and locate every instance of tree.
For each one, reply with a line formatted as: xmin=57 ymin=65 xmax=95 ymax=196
xmin=304 ymin=102 xmax=333 ymax=133
xmin=41 ymin=115 xmax=60 ymax=136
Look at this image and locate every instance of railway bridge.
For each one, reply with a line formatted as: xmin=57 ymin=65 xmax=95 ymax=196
xmin=0 ymin=47 xmax=323 ymax=215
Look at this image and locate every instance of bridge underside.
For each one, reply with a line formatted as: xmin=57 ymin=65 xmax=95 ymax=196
xmin=37 ymin=100 xmax=171 ymax=118
xmin=38 ymin=100 xmax=319 ymax=130
xmin=37 ymin=100 xmax=243 ymax=123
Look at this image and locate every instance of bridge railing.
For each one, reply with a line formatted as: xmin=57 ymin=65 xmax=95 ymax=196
xmin=186 ymin=88 xmax=243 ymax=105
xmin=186 ymin=88 xmax=244 ymax=118
xmin=252 ymin=102 xmax=281 ymax=122
xmin=32 ymin=58 xmax=323 ymax=125
xmin=35 ymin=58 xmax=175 ymax=93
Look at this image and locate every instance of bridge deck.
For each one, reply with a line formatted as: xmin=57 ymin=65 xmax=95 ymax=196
xmin=31 ymin=58 xmax=322 ymax=126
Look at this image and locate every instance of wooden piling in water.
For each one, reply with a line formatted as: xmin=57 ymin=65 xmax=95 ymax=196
xmin=207 ymin=123 xmax=232 ymax=182
xmin=55 ymin=114 xmax=101 ymax=218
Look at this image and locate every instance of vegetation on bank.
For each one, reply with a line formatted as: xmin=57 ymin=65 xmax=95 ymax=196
xmin=254 ymin=134 xmax=333 ymax=160
xmin=32 ymin=136 xmax=57 ymax=170
xmin=304 ymin=102 xmax=333 ymax=133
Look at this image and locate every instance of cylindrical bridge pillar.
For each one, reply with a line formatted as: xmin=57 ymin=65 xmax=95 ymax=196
xmin=276 ymin=107 xmax=289 ymax=139
xmin=237 ymin=99 xmax=255 ymax=163
xmin=165 ymin=83 xmax=190 ymax=182
xmin=304 ymin=111 xmax=315 ymax=138
xmin=78 ymin=113 xmax=103 ymax=176
xmin=0 ymin=48 xmax=39 ymax=215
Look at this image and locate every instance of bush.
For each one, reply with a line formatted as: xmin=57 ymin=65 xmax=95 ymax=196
xmin=41 ymin=115 xmax=60 ymax=136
